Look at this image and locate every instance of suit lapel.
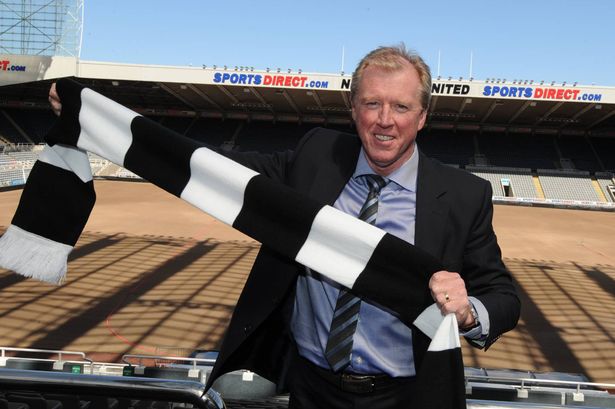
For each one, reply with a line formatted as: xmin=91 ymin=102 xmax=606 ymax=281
xmin=415 ymin=152 xmax=450 ymax=260
xmin=304 ymin=136 xmax=449 ymax=259
xmin=308 ymin=134 xmax=361 ymax=205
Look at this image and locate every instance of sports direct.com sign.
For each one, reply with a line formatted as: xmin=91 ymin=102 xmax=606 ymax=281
xmin=213 ymin=71 xmax=332 ymax=89
xmin=482 ymin=85 xmax=602 ymax=102
xmin=0 ymin=60 xmax=27 ymax=72
xmin=431 ymin=81 xmax=608 ymax=103
xmin=0 ymin=54 xmax=77 ymax=87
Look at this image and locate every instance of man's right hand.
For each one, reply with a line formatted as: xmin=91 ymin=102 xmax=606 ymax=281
xmin=49 ymin=83 xmax=62 ymax=116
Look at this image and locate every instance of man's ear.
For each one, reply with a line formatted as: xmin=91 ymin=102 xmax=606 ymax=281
xmin=417 ymin=109 xmax=427 ymax=130
xmin=351 ymin=101 xmax=357 ymax=122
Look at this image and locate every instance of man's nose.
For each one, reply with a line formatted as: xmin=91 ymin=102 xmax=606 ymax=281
xmin=377 ymin=105 xmax=394 ymax=127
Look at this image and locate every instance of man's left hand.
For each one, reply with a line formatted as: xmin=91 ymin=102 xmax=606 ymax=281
xmin=429 ymin=271 xmax=476 ymax=329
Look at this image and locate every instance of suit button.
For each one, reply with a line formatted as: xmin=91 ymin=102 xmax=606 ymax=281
xmin=244 ymin=324 xmax=252 ymax=334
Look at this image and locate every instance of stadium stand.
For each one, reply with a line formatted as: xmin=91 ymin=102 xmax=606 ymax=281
xmin=235 ymin=122 xmax=312 ymax=153
xmin=0 ymin=126 xmax=615 ymax=210
xmin=1 ymin=117 xmax=614 ymax=210
xmin=591 ymin=137 xmax=615 ymax=171
xmin=0 ymin=166 xmax=28 ymax=187
xmin=476 ymin=133 xmax=560 ymax=170
xmin=537 ymin=169 xmax=602 ymax=202
xmin=3 ymin=109 xmax=56 ymax=144
xmin=0 ymin=144 xmax=41 ymax=186
xmin=596 ymin=173 xmax=615 ymax=202
xmin=1 ymin=347 xmax=615 ymax=409
xmin=466 ymin=166 xmax=539 ymax=199
xmin=417 ymin=130 xmax=475 ymax=166
xmin=557 ymin=135 xmax=603 ymax=172
xmin=158 ymin=116 xmax=195 ymax=136
xmin=0 ymin=111 xmax=28 ymax=144
xmin=184 ymin=118 xmax=239 ymax=147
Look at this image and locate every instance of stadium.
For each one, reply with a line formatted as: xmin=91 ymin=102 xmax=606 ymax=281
xmin=1 ymin=1 xmax=615 ymax=408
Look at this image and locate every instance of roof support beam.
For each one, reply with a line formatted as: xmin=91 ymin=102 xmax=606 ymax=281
xmin=454 ymin=98 xmax=471 ymax=123
xmin=481 ymin=100 xmax=499 ymax=123
xmin=341 ymin=91 xmax=351 ymax=111
xmin=429 ymin=95 xmax=439 ymax=112
xmin=534 ymin=101 xmax=563 ymax=126
xmin=186 ymin=84 xmax=224 ymax=112
xmin=216 ymin=85 xmax=239 ymax=104
xmin=308 ymin=90 xmax=328 ymax=120
xmin=508 ymin=100 xmax=532 ymax=124
xmin=559 ymin=103 xmax=595 ymax=130
xmin=281 ymin=89 xmax=300 ymax=114
xmin=248 ymin=87 xmax=275 ymax=114
xmin=588 ymin=109 xmax=615 ymax=129
xmin=158 ymin=83 xmax=196 ymax=110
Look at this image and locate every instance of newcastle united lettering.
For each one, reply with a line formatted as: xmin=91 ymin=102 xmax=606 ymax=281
xmin=432 ymin=83 xmax=470 ymax=95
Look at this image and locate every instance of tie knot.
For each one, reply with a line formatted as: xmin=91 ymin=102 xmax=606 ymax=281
xmin=364 ymin=174 xmax=388 ymax=195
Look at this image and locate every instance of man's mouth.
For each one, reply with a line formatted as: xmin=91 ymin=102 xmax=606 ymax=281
xmin=375 ymin=134 xmax=394 ymax=141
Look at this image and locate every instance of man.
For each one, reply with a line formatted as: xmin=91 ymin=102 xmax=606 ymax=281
xmin=49 ymin=45 xmax=519 ymax=409
xmin=201 ymin=45 xmax=518 ymax=409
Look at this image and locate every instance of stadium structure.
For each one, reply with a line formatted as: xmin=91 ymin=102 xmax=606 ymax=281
xmin=1 ymin=53 xmax=614 ymax=210
xmin=1 ymin=2 xmax=615 ymax=408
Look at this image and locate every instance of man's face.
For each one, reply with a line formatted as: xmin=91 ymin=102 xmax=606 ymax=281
xmin=352 ymin=62 xmax=427 ymax=176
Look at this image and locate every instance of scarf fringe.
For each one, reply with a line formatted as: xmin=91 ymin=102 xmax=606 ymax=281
xmin=0 ymin=225 xmax=72 ymax=285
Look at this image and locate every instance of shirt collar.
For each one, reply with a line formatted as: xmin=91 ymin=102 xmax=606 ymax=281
xmin=354 ymin=143 xmax=419 ymax=192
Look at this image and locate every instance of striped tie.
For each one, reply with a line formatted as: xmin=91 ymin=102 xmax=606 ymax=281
xmin=325 ymin=174 xmax=388 ymax=372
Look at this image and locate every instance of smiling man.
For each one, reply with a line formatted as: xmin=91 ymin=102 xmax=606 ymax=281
xmin=200 ymin=45 xmax=520 ymax=409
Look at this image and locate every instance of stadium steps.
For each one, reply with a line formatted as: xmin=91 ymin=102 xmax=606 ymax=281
xmin=98 ymin=163 xmax=122 ymax=177
xmin=532 ymin=175 xmax=546 ymax=199
xmin=592 ymin=178 xmax=608 ymax=202
xmin=0 ymin=111 xmax=33 ymax=144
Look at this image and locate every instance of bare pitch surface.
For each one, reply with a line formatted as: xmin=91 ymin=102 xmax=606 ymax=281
xmin=1 ymin=180 xmax=614 ymax=382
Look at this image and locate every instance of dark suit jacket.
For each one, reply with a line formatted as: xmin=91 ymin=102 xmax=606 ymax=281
xmin=206 ymin=127 xmax=520 ymax=390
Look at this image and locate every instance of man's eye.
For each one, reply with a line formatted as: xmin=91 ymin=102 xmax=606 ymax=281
xmin=395 ymin=104 xmax=409 ymax=112
xmin=364 ymin=101 xmax=380 ymax=108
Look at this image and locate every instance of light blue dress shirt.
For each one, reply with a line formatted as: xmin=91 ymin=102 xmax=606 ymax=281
xmin=290 ymin=145 xmax=488 ymax=377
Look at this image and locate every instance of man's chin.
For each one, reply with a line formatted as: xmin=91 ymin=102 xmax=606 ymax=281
xmin=366 ymin=158 xmax=399 ymax=175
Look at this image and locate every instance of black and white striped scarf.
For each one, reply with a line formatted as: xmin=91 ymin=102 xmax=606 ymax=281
xmin=0 ymin=79 xmax=465 ymax=408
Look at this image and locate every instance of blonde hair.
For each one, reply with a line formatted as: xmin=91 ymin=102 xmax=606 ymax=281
xmin=350 ymin=44 xmax=432 ymax=110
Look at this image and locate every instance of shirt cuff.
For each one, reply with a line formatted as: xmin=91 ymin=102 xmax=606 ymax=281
xmin=461 ymin=297 xmax=490 ymax=343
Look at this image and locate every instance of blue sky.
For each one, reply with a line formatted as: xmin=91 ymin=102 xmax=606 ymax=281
xmin=81 ymin=0 xmax=615 ymax=86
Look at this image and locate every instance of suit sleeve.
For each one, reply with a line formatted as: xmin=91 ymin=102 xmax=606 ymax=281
xmin=463 ymin=181 xmax=520 ymax=349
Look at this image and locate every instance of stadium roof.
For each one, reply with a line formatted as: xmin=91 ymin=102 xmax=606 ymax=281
xmin=1 ymin=55 xmax=615 ymax=137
